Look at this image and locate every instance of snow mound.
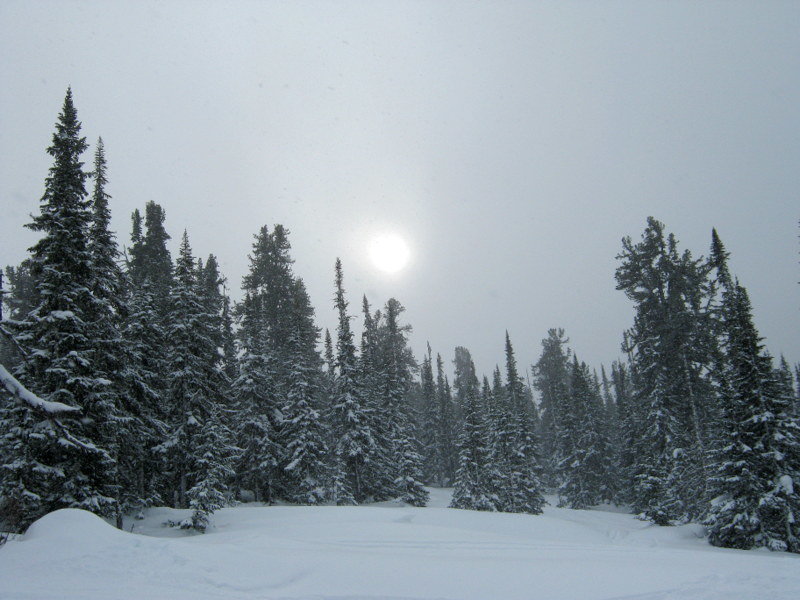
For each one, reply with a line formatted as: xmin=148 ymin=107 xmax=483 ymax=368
xmin=24 ymin=508 xmax=119 ymax=543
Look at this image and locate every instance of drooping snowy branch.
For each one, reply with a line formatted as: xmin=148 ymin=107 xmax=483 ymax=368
xmin=0 ymin=363 xmax=80 ymax=415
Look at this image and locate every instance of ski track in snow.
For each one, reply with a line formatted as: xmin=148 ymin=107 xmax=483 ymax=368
xmin=1 ymin=488 xmax=798 ymax=600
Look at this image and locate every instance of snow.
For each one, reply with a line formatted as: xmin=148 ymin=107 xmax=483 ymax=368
xmin=0 ymin=363 xmax=80 ymax=415
xmin=1 ymin=489 xmax=798 ymax=600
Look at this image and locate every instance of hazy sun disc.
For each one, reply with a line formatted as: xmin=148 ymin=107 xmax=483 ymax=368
xmin=369 ymin=233 xmax=410 ymax=273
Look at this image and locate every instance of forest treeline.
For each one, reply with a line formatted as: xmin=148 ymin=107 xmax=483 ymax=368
xmin=1 ymin=90 xmax=799 ymax=553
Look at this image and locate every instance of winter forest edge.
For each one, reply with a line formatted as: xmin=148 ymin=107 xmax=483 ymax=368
xmin=1 ymin=90 xmax=798 ymax=555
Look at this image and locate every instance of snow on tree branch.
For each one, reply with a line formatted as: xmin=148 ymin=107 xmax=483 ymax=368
xmin=0 ymin=363 xmax=81 ymax=415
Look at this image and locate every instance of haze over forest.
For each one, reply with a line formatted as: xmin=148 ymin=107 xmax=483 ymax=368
xmin=1 ymin=1 xmax=798 ymax=376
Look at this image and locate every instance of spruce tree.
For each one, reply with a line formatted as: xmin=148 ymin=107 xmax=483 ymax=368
xmin=329 ymin=260 xmax=374 ymax=503
xmin=532 ymin=328 xmax=571 ymax=488
xmin=280 ymin=279 xmax=329 ymax=504
xmin=502 ymin=333 xmax=546 ymax=514
xmin=616 ymin=218 xmax=716 ymax=523
xmin=381 ymin=299 xmax=428 ymax=506
xmin=450 ymin=347 xmax=496 ymax=511
xmin=418 ymin=348 xmax=440 ymax=484
xmin=558 ymin=357 xmax=614 ymax=509
xmin=434 ymin=353 xmax=458 ymax=486
xmin=160 ymin=232 xmax=233 ymax=526
xmin=706 ymin=231 xmax=800 ymax=552
xmin=5 ymin=89 xmax=117 ymax=524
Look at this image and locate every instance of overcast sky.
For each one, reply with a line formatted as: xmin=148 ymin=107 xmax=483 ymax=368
xmin=2 ymin=0 xmax=798 ymax=380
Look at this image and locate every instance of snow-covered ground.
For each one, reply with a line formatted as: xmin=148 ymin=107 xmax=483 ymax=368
xmin=2 ymin=488 xmax=798 ymax=600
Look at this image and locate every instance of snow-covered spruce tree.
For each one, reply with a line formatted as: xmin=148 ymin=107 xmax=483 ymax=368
xmin=532 ymin=328 xmax=572 ymax=489
xmin=599 ymin=365 xmax=621 ymax=501
xmin=232 ymin=298 xmax=280 ymax=503
xmin=280 ymin=278 xmax=329 ymax=504
xmin=610 ymin=359 xmax=639 ymax=504
xmin=123 ymin=201 xmax=174 ymax=507
xmin=357 ymin=296 xmax=395 ymax=500
xmin=450 ymin=347 xmax=497 ymax=511
xmin=418 ymin=348 xmax=440 ymax=484
xmin=85 ymin=138 xmax=141 ymax=526
xmin=558 ymin=357 xmax=614 ymax=509
xmin=181 ymin=401 xmax=235 ymax=532
xmin=616 ymin=218 xmax=716 ymax=524
xmin=705 ymin=231 xmax=800 ymax=552
xmin=128 ymin=201 xmax=173 ymax=304
xmin=4 ymin=89 xmax=117 ymax=525
xmin=380 ymin=298 xmax=428 ymax=506
xmin=118 ymin=276 xmax=168 ymax=511
xmin=501 ymin=333 xmax=546 ymax=514
xmin=329 ymin=259 xmax=374 ymax=503
xmin=233 ymin=225 xmax=294 ymax=498
xmin=160 ymin=232 xmax=234 ymax=528
xmin=434 ymin=353 xmax=458 ymax=486
xmin=486 ymin=368 xmax=513 ymax=510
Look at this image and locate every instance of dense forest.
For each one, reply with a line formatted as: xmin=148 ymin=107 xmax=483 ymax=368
xmin=2 ymin=90 xmax=799 ymax=554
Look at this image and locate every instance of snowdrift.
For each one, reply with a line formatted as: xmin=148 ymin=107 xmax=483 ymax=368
xmin=1 ymin=489 xmax=798 ymax=600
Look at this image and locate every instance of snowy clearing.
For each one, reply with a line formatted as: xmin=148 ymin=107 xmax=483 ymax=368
xmin=1 ymin=488 xmax=798 ymax=600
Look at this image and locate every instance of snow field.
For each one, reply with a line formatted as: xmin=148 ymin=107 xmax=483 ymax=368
xmin=1 ymin=489 xmax=798 ymax=600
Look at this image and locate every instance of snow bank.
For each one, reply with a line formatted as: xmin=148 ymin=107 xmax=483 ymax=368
xmin=23 ymin=509 xmax=119 ymax=543
xmin=2 ymin=490 xmax=798 ymax=600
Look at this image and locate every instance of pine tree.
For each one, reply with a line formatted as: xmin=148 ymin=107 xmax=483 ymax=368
xmin=434 ymin=353 xmax=458 ymax=486
xmin=160 ymin=232 xmax=233 ymax=527
xmin=450 ymin=347 xmax=496 ymax=511
xmin=280 ymin=280 xmax=329 ymax=505
xmin=706 ymin=231 xmax=800 ymax=552
xmin=358 ymin=296 xmax=394 ymax=500
xmin=558 ymin=357 xmax=614 ymax=509
xmin=4 ymin=89 xmax=117 ymax=525
xmin=532 ymin=328 xmax=571 ymax=488
xmin=611 ymin=359 xmax=639 ymax=504
xmin=231 ymin=303 xmax=280 ymax=503
xmin=418 ymin=347 xmax=439 ymax=484
xmin=329 ymin=260 xmax=375 ymax=503
xmin=486 ymin=367 xmax=513 ymax=510
xmin=616 ymin=218 xmax=716 ymax=523
xmin=502 ymin=333 xmax=546 ymax=514
xmin=85 ymin=137 xmax=137 ymax=526
xmin=381 ymin=299 xmax=428 ymax=506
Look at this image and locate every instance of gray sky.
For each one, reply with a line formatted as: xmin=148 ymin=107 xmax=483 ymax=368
xmin=2 ymin=0 xmax=798 ymax=380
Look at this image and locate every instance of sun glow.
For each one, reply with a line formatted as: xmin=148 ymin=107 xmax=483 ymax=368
xmin=369 ymin=233 xmax=410 ymax=274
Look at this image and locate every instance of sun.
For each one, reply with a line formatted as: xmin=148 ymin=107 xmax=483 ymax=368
xmin=369 ymin=233 xmax=410 ymax=274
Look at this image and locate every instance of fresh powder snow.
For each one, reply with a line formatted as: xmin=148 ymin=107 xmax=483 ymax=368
xmin=1 ymin=488 xmax=798 ymax=600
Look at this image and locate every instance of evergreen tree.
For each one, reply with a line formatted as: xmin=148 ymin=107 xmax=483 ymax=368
xmin=418 ymin=347 xmax=439 ymax=484
xmin=434 ymin=353 xmax=458 ymax=486
xmin=532 ymin=328 xmax=571 ymax=488
xmin=616 ymin=218 xmax=716 ymax=523
xmin=450 ymin=347 xmax=496 ymax=511
xmin=329 ymin=260 xmax=375 ymax=503
xmin=381 ymin=299 xmax=428 ymax=506
xmin=558 ymin=357 xmax=614 ymax=509
xmin=159 ymin=232 xmax=233 ymax=527
xmin=358 ymin=295 xmax=394 ymax=500
xmin=4 ymin=89 xmax=117 ymax=525
xmin=85 ymin=137 xmax=137 ymax=526
xmin=231 ymin=300 xmax=280 ymax=503
xmin=706 ymin=232 xmax=800 ymax=552
xmin=502 ymin=333 xmax=546 ymax=514
xmin=280 ymin=278 xmax=328 ymax=504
